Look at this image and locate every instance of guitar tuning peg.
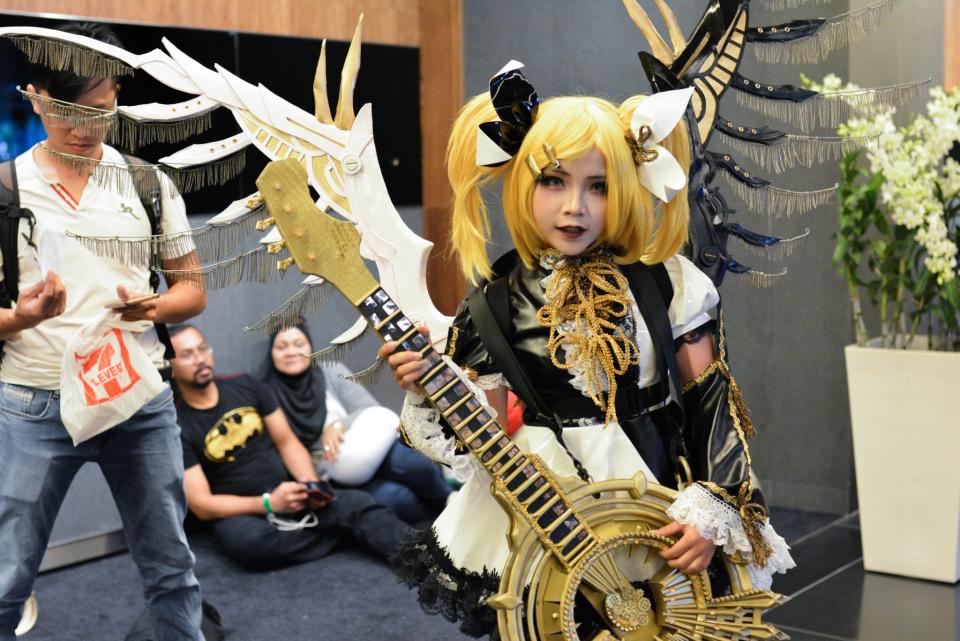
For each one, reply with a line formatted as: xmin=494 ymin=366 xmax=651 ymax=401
xmin=277 ymin=257 xmax=296 ymax=272
xmin=267 ymin=240 xmax=288 ymax=255
xmin=255 ymin=217 xmax=275 ymax=231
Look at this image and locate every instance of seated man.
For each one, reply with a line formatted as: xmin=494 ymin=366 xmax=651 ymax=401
xmin=170 ymin=324 xmax=413 ymax=569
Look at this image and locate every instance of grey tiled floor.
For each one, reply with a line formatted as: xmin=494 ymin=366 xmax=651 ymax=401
xmin=25 ymin=507 xmax=960 ymax=640
xmin=767 ymin=508 xmax=959 ymax=641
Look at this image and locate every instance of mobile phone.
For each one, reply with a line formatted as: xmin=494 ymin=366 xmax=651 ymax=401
xmin=305 ymin=480 xmax=336 ymax=509
xmin=104 ymin=293 xmax=160 ymax=309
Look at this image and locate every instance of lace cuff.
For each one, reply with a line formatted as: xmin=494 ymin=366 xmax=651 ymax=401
xmin=667 ymin=483 xmax=796 ymax=591
xmin=399 ymin=357 xmax=492 ymax=484
xmin=474 ymin=372 xmax=506 ymax=390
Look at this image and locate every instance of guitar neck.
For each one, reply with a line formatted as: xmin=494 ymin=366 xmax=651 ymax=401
xmin=357 ymin=285 xmax=597 ymax=569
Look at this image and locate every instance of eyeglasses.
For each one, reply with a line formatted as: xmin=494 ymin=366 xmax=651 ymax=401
xmin=176 ymin=343 xmax=212 ymax=362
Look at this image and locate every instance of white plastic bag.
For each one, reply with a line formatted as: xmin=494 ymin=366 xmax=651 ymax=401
xmin=60 ymin=310 xmax=165 ymax=445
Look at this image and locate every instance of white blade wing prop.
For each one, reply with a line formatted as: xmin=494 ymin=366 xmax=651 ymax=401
xmin=0 ymin=24 xmax=453 ymax=350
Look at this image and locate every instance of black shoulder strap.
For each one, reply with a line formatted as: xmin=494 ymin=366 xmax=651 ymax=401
xmin=0 ymin=160 xmax=25 ymax=306
xmin=650 ymin=260 xmax=674 ymax=308
xmin=120 ymin=153 xmax=174 ymax=361
xmin=467 ymin=250 xmax=570 ymax=427
xmin=621 ymin=261 xmax=687 ymax=454
xmin=119 ymin=153 xmax=164 ymax=243
xmin=468 ymin=277 xmax=557 ymax=425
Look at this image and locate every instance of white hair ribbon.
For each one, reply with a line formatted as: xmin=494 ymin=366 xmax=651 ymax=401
xmin=629 ymin=87 xmax=694 ymax=203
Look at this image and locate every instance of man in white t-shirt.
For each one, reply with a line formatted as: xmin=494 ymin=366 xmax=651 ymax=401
xmin=0 ymin=23 xmax=207 ymax=641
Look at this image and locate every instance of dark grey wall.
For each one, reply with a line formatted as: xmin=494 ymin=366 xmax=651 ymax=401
xmin=849 ymin=0 xmax=944 ymax=108
xmin=463 ymin=0 xmax=872 ymax=513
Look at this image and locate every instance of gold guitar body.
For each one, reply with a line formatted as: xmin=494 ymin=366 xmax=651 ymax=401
xmin=488 ymin=465 xmax=783 ymax=641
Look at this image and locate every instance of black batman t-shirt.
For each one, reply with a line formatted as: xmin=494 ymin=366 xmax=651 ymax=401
xmin=178 ymin=374 xmax=289 ymax=496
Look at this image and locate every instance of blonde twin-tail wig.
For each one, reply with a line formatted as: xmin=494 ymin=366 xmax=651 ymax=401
xmin=446 ymin=93 xmax=510 ymax=284
xmin=447 ymin=93 xmax=692 ymax=284
xmin=619 ymin=95 xmax=692 ymax=265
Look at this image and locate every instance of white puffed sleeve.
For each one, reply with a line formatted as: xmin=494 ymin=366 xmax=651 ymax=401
xmin=663 ymin=255 xmax=720 ymax=338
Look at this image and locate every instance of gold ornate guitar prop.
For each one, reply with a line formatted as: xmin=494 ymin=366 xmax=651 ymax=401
xmin=257 ymin=158 xmax=785 ymax=641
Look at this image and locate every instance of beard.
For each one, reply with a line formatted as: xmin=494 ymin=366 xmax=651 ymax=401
xmin=191 ymin=365 xmax=214 ymax=387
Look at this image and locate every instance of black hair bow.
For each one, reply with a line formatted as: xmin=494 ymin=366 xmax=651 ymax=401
xmin=476 ymin=61 xmax=539 ymax=167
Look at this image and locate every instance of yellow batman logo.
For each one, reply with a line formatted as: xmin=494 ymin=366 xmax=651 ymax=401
xmin=203 ymin=406 xmax=263 ymax=462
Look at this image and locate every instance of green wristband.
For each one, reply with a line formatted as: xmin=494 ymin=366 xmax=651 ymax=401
xmin=262 ymin=492 xmax=273 ymax=515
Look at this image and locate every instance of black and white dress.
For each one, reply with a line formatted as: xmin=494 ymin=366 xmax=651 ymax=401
xmin=393 ymin=253 xmax=795 ymax=637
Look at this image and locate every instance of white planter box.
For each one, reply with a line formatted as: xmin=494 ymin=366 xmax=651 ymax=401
xmin=845 ymin=340 xmax=960 ymax=583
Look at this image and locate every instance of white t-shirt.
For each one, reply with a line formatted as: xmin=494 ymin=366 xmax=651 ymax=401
xmin=0 ymin=144 xmax=193 ymax=390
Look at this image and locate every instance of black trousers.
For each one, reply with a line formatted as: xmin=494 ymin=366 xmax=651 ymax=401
xmin=210 ymin=488 xmax=413 ymax=569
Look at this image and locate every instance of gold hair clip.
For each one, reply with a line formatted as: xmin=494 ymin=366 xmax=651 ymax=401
xmin=626 ymin=124 xmax=660 ymax=165
xmin=543 ymin=143 xmax=560 ymax=169
xmin=525 ymin=154 xmax=542 ymax=179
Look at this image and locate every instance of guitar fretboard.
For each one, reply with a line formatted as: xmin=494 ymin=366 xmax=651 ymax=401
xmin=358 ymin=286 xmax=597 ymax=568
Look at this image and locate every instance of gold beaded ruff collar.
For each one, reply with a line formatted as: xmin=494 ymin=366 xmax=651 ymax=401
xmin=535 ymin=248 xmax=640 ymax=425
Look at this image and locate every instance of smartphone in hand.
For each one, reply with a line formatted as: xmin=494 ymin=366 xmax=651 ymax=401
xmin=104 ymin=293 xmax=159 ymax=309
xmin=305 ymin=480 xmax=336 ymax=509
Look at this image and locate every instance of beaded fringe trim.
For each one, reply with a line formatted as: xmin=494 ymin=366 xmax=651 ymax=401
xmin=744 ymin=268 xmax=788 ymax=288
xmin=733 ymin=79 xmax=929 ymax=133
xmin=244 ymin=282 xmax=333 ymax=335
xmin=20 ymin=90 xmax=216 ymax=152
xmin=716 ymin=129 xmax=875 ymax=174
xmin=6 ymin=35 xmax=132 ymax=79
xmin=721 ymin=172 xmax=837 ymax=218
xmin=758 ymin=0 xmax=834 ymax=10
xmin=306 ymin=329 xmax=368 ymax=368
xmin=69 ymin=203 xmax=264 ymax=266
xmin=71 ymin=230 xmax=193 ymax=268
xmin=114 ymin=111 xmax=214 ymax=151
xmin=39 ymin=145 xmax=246 ymax=199
xmin=341 ymin=357 xmax=385 ymax=386
xmin=752 ymin=0 xmax=903 ymax=65
xmin=731 ymin=228 xmax=812 ymax=263
xmin=162 ymin=148 xmax=246 ymax=195
xmin=19 ymin=89 xmax=217 ymax=153
xmin=191 ymin=206 xmax=262 ymax=262
xmin=40 ymin=146 xmax=178 ymax=200
xmin=18 ymin=87 xmax=113 ymax=134
xmin=154 ymin=245 xmax=276 ymax=290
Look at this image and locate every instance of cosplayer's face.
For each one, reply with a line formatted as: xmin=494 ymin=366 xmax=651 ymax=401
xmin=171 ymin=327 xmax=215 ymax=388
xmin=532 ymin=147 xmax=607 ymax=257
xmin=27 ymin=78 xmax=118 ymax=158
xmin=272 ymin=328 xmax=311 ymax=377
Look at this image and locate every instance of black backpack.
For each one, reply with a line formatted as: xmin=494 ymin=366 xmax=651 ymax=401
xmin=0 ymin=159 xmax=33 ymax=308
xmin=0 ymin=156 xmax=175 ymax=363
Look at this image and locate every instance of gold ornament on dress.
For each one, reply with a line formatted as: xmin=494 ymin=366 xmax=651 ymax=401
xmin=738 ymin=481 xmax=773 ymax=567
xmin=701 ymin=479 xmax=773 ymax=568
xmin=625 ymin=124 xmax=660 ymax=166
xmin=535 ymin=249 xmax=639 ymax=426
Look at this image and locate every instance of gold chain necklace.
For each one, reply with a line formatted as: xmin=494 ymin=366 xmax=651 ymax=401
xmin=535 ymin=249 xmax=640 ymax=425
